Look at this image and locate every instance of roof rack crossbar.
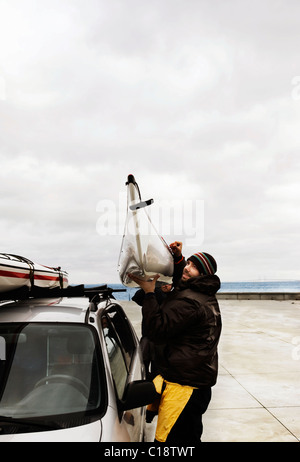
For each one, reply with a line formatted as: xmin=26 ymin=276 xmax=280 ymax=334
xmin=0 ymin=285 xmax=126 ymax=302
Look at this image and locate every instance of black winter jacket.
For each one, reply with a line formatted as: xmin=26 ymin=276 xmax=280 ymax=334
xmin=142 ymin=274 xmax=222 ymax=388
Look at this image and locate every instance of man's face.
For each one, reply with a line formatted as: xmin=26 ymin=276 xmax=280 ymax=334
xmin=181 ymin=260 xmax=201 ymax=281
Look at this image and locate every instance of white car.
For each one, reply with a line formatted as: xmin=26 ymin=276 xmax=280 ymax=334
xmin=0 ymin=285 xmax=156 ymax=442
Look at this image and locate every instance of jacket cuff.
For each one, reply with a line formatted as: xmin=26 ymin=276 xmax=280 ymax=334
xmin=174 ymin=254 xmax=184 ymax=264
xmin=144 ymin=292 xmax=155 ymax=299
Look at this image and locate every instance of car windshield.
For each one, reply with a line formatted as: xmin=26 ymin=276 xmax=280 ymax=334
xmin=0 ymin=323 xmax=103 ymax=421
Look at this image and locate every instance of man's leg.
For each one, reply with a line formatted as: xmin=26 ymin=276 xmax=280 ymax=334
xmin=165 ymin=387 xmax=211 ymax=445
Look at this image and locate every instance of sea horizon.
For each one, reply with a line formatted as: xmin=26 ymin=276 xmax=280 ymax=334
xmin=82 ymin=279 xmax=300 ymax=301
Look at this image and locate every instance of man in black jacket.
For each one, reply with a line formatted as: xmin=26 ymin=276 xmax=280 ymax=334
xmin=128 ymin=242 xmax=221 ymax=444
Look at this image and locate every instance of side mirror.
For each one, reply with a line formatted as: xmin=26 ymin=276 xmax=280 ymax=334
xmin=120 ymin=380 xmax=159 ymax=411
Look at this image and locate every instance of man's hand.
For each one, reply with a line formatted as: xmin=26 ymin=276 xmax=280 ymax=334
xmin=128 ymin=273 xmax=160 ymax=293
xmin=170 ymin=241 xmax=182 ymax=257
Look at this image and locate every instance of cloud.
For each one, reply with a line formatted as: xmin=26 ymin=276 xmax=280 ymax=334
xmin=0 ymin=0 xmax=300 ymax=283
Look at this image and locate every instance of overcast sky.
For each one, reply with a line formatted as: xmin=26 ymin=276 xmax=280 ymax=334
xmin=1 ymin=0 xmax=300 ymax=284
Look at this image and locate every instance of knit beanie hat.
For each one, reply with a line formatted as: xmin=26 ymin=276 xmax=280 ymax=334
xmin=187 ymin=252 xmax=217 ymax=275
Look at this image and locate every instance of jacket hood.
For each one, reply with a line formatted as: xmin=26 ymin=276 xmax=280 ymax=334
xmin=177 ymin=274 xmax=221 ymax=295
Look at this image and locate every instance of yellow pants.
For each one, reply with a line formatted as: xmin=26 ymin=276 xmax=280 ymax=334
xmin=148 ymin=375 xmax=197 ymax=442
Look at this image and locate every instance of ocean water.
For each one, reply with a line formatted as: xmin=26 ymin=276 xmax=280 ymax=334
xmin=102 ymin=280 xmax=300 ymax=301
xmin=220 ymin=280 xmax=300 ymax=294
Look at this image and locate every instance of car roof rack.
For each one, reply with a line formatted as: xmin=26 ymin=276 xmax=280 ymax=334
xmin=0 ymin=284 xmax=126 ymax=303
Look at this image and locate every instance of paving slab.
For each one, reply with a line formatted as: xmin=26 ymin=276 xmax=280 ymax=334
xmin=202 ymin=408 xmax=298 ymax=442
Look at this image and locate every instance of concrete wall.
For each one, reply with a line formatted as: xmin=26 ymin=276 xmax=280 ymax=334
xmin=217 ymin=292 xmax=300 ymax=300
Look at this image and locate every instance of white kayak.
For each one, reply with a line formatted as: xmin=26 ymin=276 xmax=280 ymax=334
xmin=118 ymin=174 xmax=174 ymax=287
xmin=0 ymin=253 xmax=68 ymax=293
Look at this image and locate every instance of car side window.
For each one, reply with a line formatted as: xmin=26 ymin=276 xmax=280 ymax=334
xmin=103 ymin=322 xmax=128 ymax=400
xmin=102 ymin=305 xmax=136 ymax=400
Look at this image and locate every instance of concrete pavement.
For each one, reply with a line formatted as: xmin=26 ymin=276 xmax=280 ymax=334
xmin=121 ymin=296 xmax=300 ymax=442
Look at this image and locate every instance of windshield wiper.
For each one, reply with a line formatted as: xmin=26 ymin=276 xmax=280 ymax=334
xmin=0 ymin=415 xmax=63 ymax=432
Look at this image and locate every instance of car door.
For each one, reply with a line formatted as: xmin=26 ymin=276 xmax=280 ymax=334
xmin=101 ymin=304 xmax=145 ymax=441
